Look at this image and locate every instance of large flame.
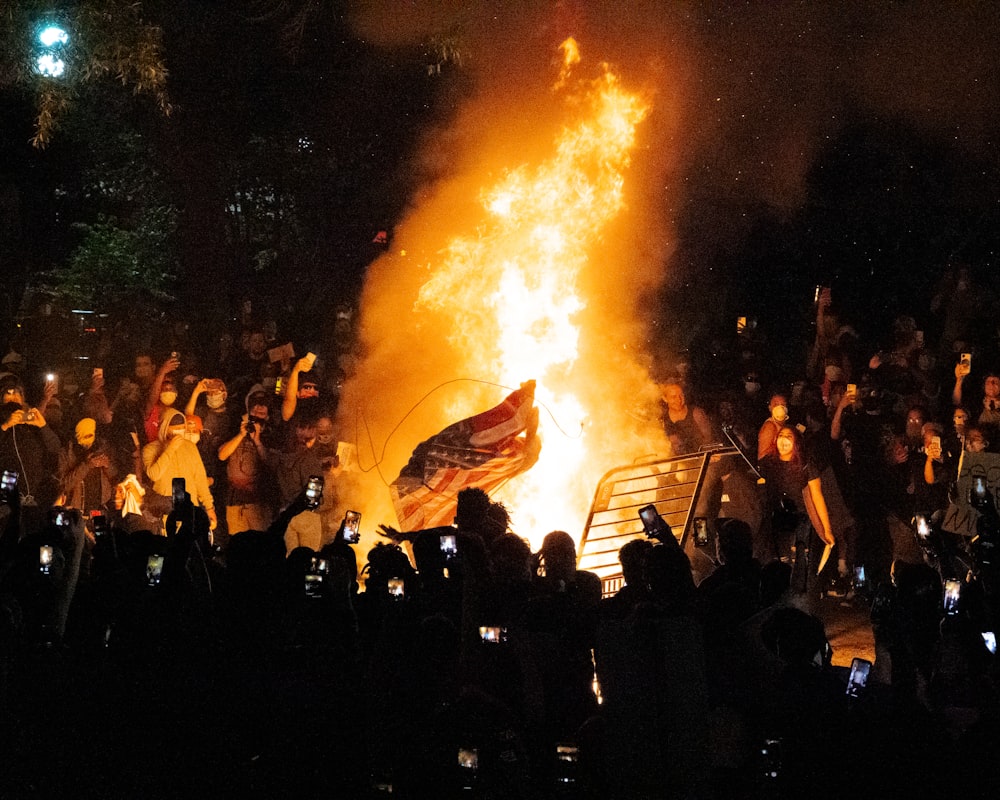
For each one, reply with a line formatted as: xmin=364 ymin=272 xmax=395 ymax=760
xmin=341 ymin=39 xmax=670 ymax=550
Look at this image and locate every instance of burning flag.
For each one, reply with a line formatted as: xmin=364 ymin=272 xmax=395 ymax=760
xmin=390 ymin=381 xmax=541 ymax=531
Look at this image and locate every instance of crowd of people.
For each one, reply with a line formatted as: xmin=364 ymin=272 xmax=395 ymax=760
xmin=1 ymin=263 xmax=1000 ymax=798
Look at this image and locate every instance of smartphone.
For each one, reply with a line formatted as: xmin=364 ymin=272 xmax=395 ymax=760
xmin=387 ymin=577 xmax=405 ymax=598
xmin=638 ymin=504 xmax=660 ymax=533
xmin=853 ymin=564 xmax=867 ymax=589
xmin=915 ymin=514 xmax=931 ymax=539
xmin=146 ymin=554 xmax=165 ymax=586
xmin=91 ymin=513 xmax=109 ymax=539
xmin=439 ymin=533 xmax=458 ymax=559
xmin=274 ymin=376 xmax=283 ymax=395
xmin=304 ymin=475 xmax=324 ymax=509
xmin=943 ymin=579 xmax=962 ymax=615
xmin=50 ymin=508 xmax=70 ymax=527
xmin=846 ymin=383 xmax=857 ymax=397
xmin=982 ymin=631 xmax=997 ymax=655
xmin=870 ymin=583 xmax=894 ymax=620
xmin=342 ymin=510 xmax=361 ymax=543
xmin=304 ymin=351 xmax=317 ymax=370
xmin=0 ymin=469 xmax=17 ymax=503
xmin=45 ymin=372 xmax=58 ymax=392
xmin=457 ymin=746 xmax=478 ymax=770
xmin=760 ymin=738 xmax=782 ymax=780
xmin=961 ymin=352 xmax=972 ymax=367
xmin=693 ymin=517 xmax=710 ymax=547
xmin=478 ymin=626 xmax=508 ymax=644
xmin=39 ymin=545 xmax=54 ymax=574
xmin=973 ymin=476 xmax=987 ymax=501
xmin=554 ymin=742 xmax=580 ymax=786
xmin=845 ymin=657 xmax=872 ymax=698
xmin=304 ymin=558 xmax=325 ymax=597
xmin=172 ymin=477 xmax=186 ymax=507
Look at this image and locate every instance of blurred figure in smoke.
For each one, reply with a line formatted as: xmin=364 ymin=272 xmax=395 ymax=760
xmin=659 ymin=381 xmax=712 ymax=457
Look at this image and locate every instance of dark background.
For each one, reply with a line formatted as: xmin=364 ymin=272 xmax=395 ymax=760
xmin=2 ymin=1 xmax=998 ymax=381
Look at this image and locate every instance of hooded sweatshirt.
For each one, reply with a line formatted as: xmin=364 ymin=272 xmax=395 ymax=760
xmin=141 ymin=408 xmax=215 ymax=510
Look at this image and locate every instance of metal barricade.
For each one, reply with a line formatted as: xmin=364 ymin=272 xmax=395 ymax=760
xmin=577 ymin=443 xmax=745 ymax=597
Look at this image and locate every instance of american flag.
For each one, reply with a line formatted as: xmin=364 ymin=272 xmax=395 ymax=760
xmin=390 ymin=381 xmax=540 ymax=531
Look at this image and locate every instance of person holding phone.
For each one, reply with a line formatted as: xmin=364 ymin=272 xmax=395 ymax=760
xmin=0 ymin=377 xmax=62 ymax=512
xmin=759 ymin=426 xmax=836 ymax=578
xmin=914 ymin=422 xmax=949 ymax=516
xmin=142 ymin=409 xmax=217 ymax=532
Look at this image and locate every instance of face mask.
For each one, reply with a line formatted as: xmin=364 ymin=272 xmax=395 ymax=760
xmin=206 ymin=393 xmax=225 ymax=409
xmin=772 ymin=405 xmax=788 ymax=422
xmin=183 ymin=432 xmax=201 ymax=444
xmin=316 ymin=433 xmax=335 ymax=445
xmin=160 ymin=391 xmax=178 ymax=406
xmin=745 ymin=381 xmax=760 ymax=395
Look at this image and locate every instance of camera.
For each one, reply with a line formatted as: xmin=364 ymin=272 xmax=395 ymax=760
xmin=39 ymin=545 xmax=54 ymax=575
xmin=693 ymin=517 xmax=710 ymax=547
xmin=304 ymin=475 xmax=324 ymax=509
xmin=845 ymin=657 xmax=871 ymax=698
xmin=943 ymin=578 xmax=962 ymax=615
xmin=147 ymin=554 xmax=165 ymax=586
xmin=478 ymin=626 xmax=508 ymax=644
xmin=387 ymin=577 xmax=405 ymax=598
xmin=0 ymin=469 xmax=17 ymax=504
xmin=439 ymin=533 xmax=457 ymax=559
xmin=342 ymin=510 xmax=361 ymax=543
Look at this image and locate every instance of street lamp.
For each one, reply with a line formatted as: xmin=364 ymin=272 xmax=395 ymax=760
xmin=35 ymin=24 xmax=69 ymax=78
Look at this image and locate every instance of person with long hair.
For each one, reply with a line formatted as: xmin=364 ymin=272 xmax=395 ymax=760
xmin=759 ymin=425 xmax=836 ymax=577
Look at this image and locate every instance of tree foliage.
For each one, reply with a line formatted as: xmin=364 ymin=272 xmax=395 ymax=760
xmin=53 ymin=205 xmax=178 ymax=310
xmin=0 ymin=0 xmax=171 ymax=147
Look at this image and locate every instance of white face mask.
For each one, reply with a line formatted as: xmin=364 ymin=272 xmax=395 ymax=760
xmin=315 ymin=433 xmax=335 ymax=445
xmin=160 ymin=391 xmax=178 ymax=406
xmin=772 ymin=405 xmax=788 ymax=423
xmin=183 ymin=432 xmax=201 ymax=444
xmin=206 ymin=393 xmax=225 ymax=410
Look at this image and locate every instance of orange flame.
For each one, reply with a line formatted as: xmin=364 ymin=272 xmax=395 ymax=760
xmin=406 ymin=39 xmax=657 ymax=546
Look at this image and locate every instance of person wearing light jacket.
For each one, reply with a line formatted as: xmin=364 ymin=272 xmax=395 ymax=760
xmin=141 ymin=408 xmax=217 ymax=531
